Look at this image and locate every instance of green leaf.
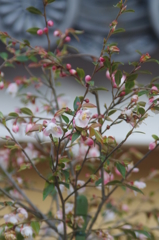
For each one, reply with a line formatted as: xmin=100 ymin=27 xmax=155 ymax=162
xmin=29 ymin=56 xmax=37 ymax=62
xmin=26 ymin=7 xmax=43 ymax=15
xmin=147 ymin=58 xmax=159 ymax=64
xmin=5 ymin=62 xmax=15 ymax=68
xmin=106 ymin=180 xmax=122 ymax=186
xmin=20 ymin=107 xmax=33 ymax=116
xmin=0 ymin=112 xmax=4 ymax=119
xmin=103 ymin=56 xmax=111 ymax=69
xmin=115 ymin=70 xmax=122 ymax=86
xmin=61 ymin=115 xmax=69 ymax=123
xmin=122 ymin=9 xmax=135 ymax=13
xmin=138 ymin=107 xmax=145 ymax=115
xmin=126 ymin=73 xmax=138 ymax=82
xmin=16 ymin=56 xmax=28 ymax=62
xmin=122 ymin=229 xmax=137 ymax=238
xmin=94 ymin=129 xmax=103 ymax=144
xmin=72 ymin=131 xmax=81 ymax=143
xmin=75 ymin=164 xmax=81 ymax=171
xmin=43 ymin=183 xmax=55 ymax=200
xmin=116 ymin=162 xmax=126 ymax=178
xmin=112 ymin=28 xmax=125 ymax=34
xmin=61 ymin=170 xmax=69 ymax=182
xmin=108 ymin=109 xmax=117 ymax=116
xmin=152 ymin=134 xmax=159 ymax=140
xmin=0 ymin=201 xmax=13 ymax=206
xmin=93 ymin=87 xmax=108 ymax=92
xmin=0 ymin=52 xmax=8 ymax=60
xmin=26 ymin=27 xmax=40 ymax=35
xmin=73 ymin=96 xmax=80 ymax=111
xmin=59 ymin=181 xmax=69 ymax=189
xmin=137 ymin=70 xmax=152 ymax=75
xmin=136 ymin=50 xmax=142 ymax=56
xmin=9 ymin=112 xmax=19 ymax=118
xmin=138 ymin=90 xmax=148 ymax=96
xmin=76 ymin=67 xmax=85 ymax=79
xmin=87 ymin=81 xmax=94 ymax=86
xmin=124 ymin=184 xmax=144 ymax=194
xmin=59 ymin=158 xmax=70 ymax=163
xmin=31 ymin=221 xmax=40 ymax=234
xmin=95 ymin=178 xmax=102 ymax=186
xmin=125 ymin=81 xmax=135 ymax=92
xmin=135 ymin=230 xmax=151 ymax=238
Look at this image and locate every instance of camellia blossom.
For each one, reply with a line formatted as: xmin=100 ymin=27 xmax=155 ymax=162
xmin=6 ymin=83 xmax=18 ymax=97
xmin=43 ymin=120 xmax=63 ymax=138
xmin=74 ymin=109 xmax=91 ymax=128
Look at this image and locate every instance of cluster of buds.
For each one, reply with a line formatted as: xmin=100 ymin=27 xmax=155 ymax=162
xmin=37 ymin=20 xmax=54 ymax=36
xmin=140 ymin=53 xmax=151 ymax=63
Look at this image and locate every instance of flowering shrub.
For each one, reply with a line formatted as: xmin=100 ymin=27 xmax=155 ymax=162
xmin=0 ymin=0 xmax=159 ymax=239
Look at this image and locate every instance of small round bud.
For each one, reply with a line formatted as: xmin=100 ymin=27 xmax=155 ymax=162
xmin=47 ymin=20 xmax=54 ymax=27
xmin=12 ymin=124 xmax=19 ymax=133
xmin=65 ymin=36 xmax=71 ymax=42
xmin=85 ymin=75 xmax=91 ymax=83
xmin=131 ymin=94 xmax=138 ymax=103
xmin=151 ymin=86 xmax=158 ymax=92
xmin=53 ymin=30 xmax=60 ymax=37
xmin=37 ymin=29 xmax=43 ymax=35
xmin=43 ymin=27 xmax=48 ymax=34
xmin=52 ymin=66 xmax=56 ymax=71
xmin=0 ymin=81 xmax=4 ymax=90
xmin=85 ymin=98 xmax=89 ymax=103
xmin=149 ymin=142 xmax=156 ymax=150
xmin=99 ymin=57 xmax=105 ymax=63
xmin=69 ymin=69 xmax=77 ymax=75
xmin=66 ymin=63 xmax=72 ymax=70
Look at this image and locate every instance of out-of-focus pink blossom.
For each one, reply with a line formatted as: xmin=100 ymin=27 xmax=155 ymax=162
xmin=77 ymin=180 xmax=85 ymax=193
xmin=47 ymin=20 xmax=54 ymax=27
xmin=65 ymin=36 xmax=71 ymax=42
xmin=6 ymin=83 xmax=18 ymax=97
xmin=149 ymin=142 xmax=156 ymax=150
xmin=131 ymin=94 xmax=139 ymax=103
xmin=37 ymin=29 xmax=43 ymax=35
xmin=134 ymin=181 xmax=146 ymax=189
xmin=43 ymin=120 xmax=63 ymax=138
xmin=53 ymin=30 xmax=60 ymax=37
xmin=0 ymin=81 xmax=4 ymax=89
xmin=74 ymin=109 xmax=91 ymax=128
xmin=69 ymin=69 xmax=77 ymax=75
xmin=66 ymin=63 xmax=71 ymax=70
xmin=85 ymin=75 xmax=91 ymax=83
xmin=84 ymin=137 xmax=94 ymax=146
xmin=12 ymin=124 xmax=19 ymax=133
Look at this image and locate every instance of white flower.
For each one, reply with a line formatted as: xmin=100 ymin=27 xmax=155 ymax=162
xmin=4 ymin=214 xmax=18 ymax=225
xmin=21 ymin=226 xmax=33 ymax=239
xmin=87 ymin=145 xmax=100 ymax=161
xmin=43 ymin=121 xmax=63 ymax=138
xmin=57 ymin=222 xmax=64 ymax=234
xmin=103 ymin=210 xmax=115 ymax=223
xmin=74 ymin=109 xmax=91 ymax=128
xmin=6 ymin=83 xmax=18 ymax=97
xmin=16 ymin=208 xmax=28 ymax=222
xmin=77 ymin=180 xmax=85 ymax=193
xmin=65 ymin=203 xmax=74 ymax=214
xmin=134 ymin=181 xmax=146 ymax=189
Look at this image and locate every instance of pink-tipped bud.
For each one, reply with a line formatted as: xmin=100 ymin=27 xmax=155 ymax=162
xmin=52 ymin=66 xmax=56 ymax=71
xmin=37 ymin=29 xmax=43 ymax=35
xmin=69 ymin=69 xmax=77 ymax=75
xmin=140 ymin=53 xmax=151 ymax=63
xmin=66 ymin=63 xmax=72 ymax=70
xmin=99 ymin=57 xmax=105 ymax=63
xmin=149 ymin=142 xmax=156 ymax=150
xmin=131 ymin=95 xmax=138 ymax=103
xmin=43 ymin=27 xmax=48 ymax=34
xmin=92 ymin=114 xmax=98 ymax=118
xmin=151 ymin=86 xmax=158 ymax=92
xmin=60 ymin=72 xmax=67 ymax=77
xmin=119 ymin=91 xmax=125 ymax=97
xmin=43 ymin=120 xmax=48 ymax=126
xmin=84 ymin=137 xmax=94 ymax=146
xmin=108 ymin=46 xmax=120 ymax=52
xmin=106 ymin=70 xmax=111 ymax=80
xmin=47 ymin=20 xmax=54 ymax=27
xmin=53 ymin=30 xmax=60 ymax=37
xmin=0 ymin=81 xmax=4 ymax=90
xmin=85 ymin=98 xmax=89 ymax=103
xmin=85 ymin=75 xmax=91 ymax=83
xmin=65 ymin=36 xmax=71 ymax=42
xmin=12 ymin=124 xmax=19 ymax=133
xmin=25 ymin=123 xmax=33 ymax=134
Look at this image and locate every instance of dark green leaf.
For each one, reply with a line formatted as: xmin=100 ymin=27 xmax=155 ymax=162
xmin=136 ymin=50 xmax=142 ymax=56
xmin=16 ymin=56 xmax=28 ymax=62
xmin=108 ymin=109 xmax=117 ymax=116
xmin=76 ymin=68 xmax=85 ymax=79
xmin=138 ymin=90 xmax=148 ymax=96
xmin=26 ymin=27 xmax=40 ymax=35
xmin=147 ymin=58 xmax=159 ymax=64
xmin=95 ymin=178 xmax=102 ymax=186
xmin=26 ymin=7 xmax=43 ymax=15
xmin=73 ymin=96 xmax=80 ymax=111
xmin=47 ymin=0 xmax=56 ymax=3
xmin=126 ymin=73 xmax=138 ymax=82
xmin=137 ymin=70 xmax=152 ymax=75
xmin=116 ymin=162 xmax=126 ymax=178
xmin=58 ymin=182 xmax=69 ymax=189
xmin=4 ymin=62 xmax=15 ymax=68
xmin=0 ymin=52 xmax=8 ymax=60
xmin=93 ymin=87 xmax=108 ymax=92
xmin=29 ymin=56 xmax=37 ymax=62
xmin=115 ymin=70 xmax=122 ymax=86
xmin=43 ymin=183 xmax=55 ymax=200
xmin=122 ymin=9 xmax=135 ymax=13
xmin=103 ymin=56 xmax=111 ymax=69
xmin=31 ymin=221 xmax=40 ymax=234
xmin=20 ymin=107 xmax=33 ymax=116
xmin=138 ymin=107 xmax=145 ymax=115
xmin=61 ymin=115 xmax=69 ymax=123
xmin=124 ymin=184 xmax=144 ymax=194
xmin=72 ymin=131 xmax=81 ymax=143
xmin=9 ymin=112 xmax=19 ymax=118
xmin=112 ymin=28 xmax=125 ymax=34
xmin=125 ymin=81 xmax=135 ymax=92
xmin=122 ymin=229 xmax=137 ymax=238
xmin=106 ymin=180 xmax=122 ymax=186
xmin=134 ymin=230 xmax=151 ymax=238
xmin=61 ymin=170 xmax=69 ymax=182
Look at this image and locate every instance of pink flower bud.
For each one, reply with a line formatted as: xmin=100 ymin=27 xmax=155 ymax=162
xmin=25 ymin=123 xmax=33 ymax=134
xmin=84 ymin=137 xmax=94 ymax=146
xmin=131 ymin=95 xmax=138 ymax=103
xmin=37 ymin=29 xmax=43 ymax=35
xmin=85 ymin=75 xmax=91 ymax=83
xmin=85 ymin=98 xmax=89 ymax=103
xmin=69 ymin=69 xmax=77 ymax=75
xmin=53 ymin=30 xmax=60 ymax=37
xmin=66 ymin=64 xmax=72 ymax=70
xmin=106 ymin=70 xmax=111 ymax=80
xmin=149 ymin=142 xmax=156 ymax=150
xmin=151 ymin=86 xmax=158 ymax=92
xmin=0 ymin=81 xmax=4 ymax=90
xmin=65 ymin=36 xmax=71 ymax=42
xmin=52 ymin=66 xmax=56 ymax=71
xmin=108 ymin=46 xmax=120 ymax=52
xmin=43 ymin=27 xmax=48 ymax=34
xmin=0 ymin=71 xmax=4 ymax=77
xmin=92 ymin=114 xmax=98 ymax=118
xmin=99 ymin=57 xmax=105 ymax=63
xmin=47 ymin=20 xmax=54 ymax=27
xmin=60 ymin=72 xmax=67 ymax=77
xmin=12 ymin=124 xmax=19 ymax=133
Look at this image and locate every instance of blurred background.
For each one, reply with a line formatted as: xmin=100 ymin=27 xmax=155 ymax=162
xmin=0 ymin=1 xmax=159 ymax=237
